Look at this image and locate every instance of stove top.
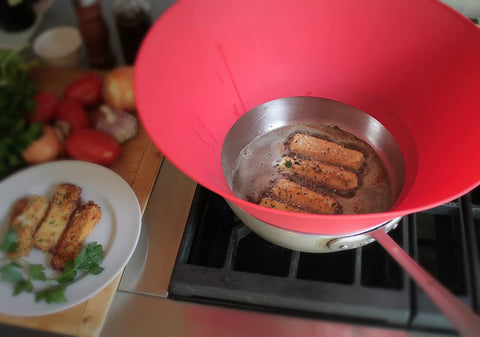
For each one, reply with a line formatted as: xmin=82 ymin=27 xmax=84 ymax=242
xmin=169 ymin=185 xmax=480 ymax=335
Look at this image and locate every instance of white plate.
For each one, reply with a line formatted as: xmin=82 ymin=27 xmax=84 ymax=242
xmin=0 ymin=160 xmax=141 ymax=316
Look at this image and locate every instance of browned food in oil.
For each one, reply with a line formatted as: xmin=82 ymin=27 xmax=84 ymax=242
xmin=269 ymin=179 xmax=339 ymax=214
xmin=231 ymin=124 xmax=392 ymax=215
xmin=280 ymin=156 xmax=358 ymax=193
xmin=259 ymin=197 xmax=308 ymax=213
xmin=34 ymin=183 xmax=82 ymax=252
xmin=290 ymin=133 xmax=365 ymax=171
xmin=51 ymin=201 xmax=102 ymax=271
xmin=8 ymin=196 xmax=49 ymax=259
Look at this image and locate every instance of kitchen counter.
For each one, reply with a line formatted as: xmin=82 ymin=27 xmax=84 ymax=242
xmin=0 ymin=67 xmax=163 ymax=336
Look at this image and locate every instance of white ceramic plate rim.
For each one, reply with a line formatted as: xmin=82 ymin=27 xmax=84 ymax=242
xmin=0 ymin=160 xmax=141 ymax=316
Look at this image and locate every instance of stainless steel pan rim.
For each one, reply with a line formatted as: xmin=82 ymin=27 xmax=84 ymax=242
xmin=221 ymin=96 xmax=406 ymax=210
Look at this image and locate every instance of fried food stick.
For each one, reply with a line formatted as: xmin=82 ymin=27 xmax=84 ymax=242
xmin=289 ymin=133 xmax=365 ymax=171
xmin=34 ymin=183 xmax=82 ymax=252
xmin=269 ymin=179 xmax=339 ymax=214
xmin=8 ymin=196 xmax=49 ymax=259
xmin=259 ymin=198 xmax=307 ymax=213
xmin=51 ymin=201 xmax=102 ymax=271
xmin=280 ymin=156 xmax=358 ymax=192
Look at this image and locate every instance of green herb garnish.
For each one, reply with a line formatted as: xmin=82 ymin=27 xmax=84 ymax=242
xmin=284 ymin=160 xmax=293 ymax=168
xmin=0 ymin=48 xmax=41 ymax=179
xmin=0 ymin=228 xmax=19 ymax=253
xmin=0 ymin=228 xmax=104 ymax=304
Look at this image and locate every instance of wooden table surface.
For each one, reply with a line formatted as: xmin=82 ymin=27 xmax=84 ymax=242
xmin=0 ymin=67 xmax=163 ymax=336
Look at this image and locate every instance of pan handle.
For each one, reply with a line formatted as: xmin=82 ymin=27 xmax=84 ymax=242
xmin=371 ymin=229 xmax=480 ymax=337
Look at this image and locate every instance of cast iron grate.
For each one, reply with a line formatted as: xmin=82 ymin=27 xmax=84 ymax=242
xmin=169 ymin=186 xmax=480 ymax=335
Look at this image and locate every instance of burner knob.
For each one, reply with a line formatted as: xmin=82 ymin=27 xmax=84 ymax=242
xmin=327 ymin=235 xmax=376 ymax=251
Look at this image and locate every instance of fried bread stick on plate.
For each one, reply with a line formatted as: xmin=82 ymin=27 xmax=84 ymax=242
xmin=280 ymin=156 xmax=359 ymax=193
xmin=8 ymin=196 xmax=49 ymax=259
xmin=269 ymin=179 xmax=339 ymax=214
xmin=51 ymin=201 xmax=102 ymax=271
xmin=34 ymin=183 xmax=82 ymax=252
xmin=289 ymin=133 xmax=365 ymax=171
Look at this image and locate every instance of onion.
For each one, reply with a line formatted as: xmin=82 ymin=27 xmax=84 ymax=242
xmin=103 ymin=66 xmax=136 ymax=111
xmin=22 ymin=124 xmax=63 ymax=164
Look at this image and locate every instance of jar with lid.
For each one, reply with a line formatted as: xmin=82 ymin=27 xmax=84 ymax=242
xmin=0 ymin=0 xmax=36 ymax=32
xmin=113 ymin=0 xmax=151 ymax=65
xmin=73 ymin=0 xmax=115 ymax=69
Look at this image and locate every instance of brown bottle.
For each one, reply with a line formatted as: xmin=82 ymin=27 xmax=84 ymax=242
xmin=73 ymin=0 xmax=115 ymax=69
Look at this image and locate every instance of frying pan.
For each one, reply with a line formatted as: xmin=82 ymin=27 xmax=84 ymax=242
xmin=220 ymin=96 xmax=479 ymax=335
xmin=221 ymin=96 xmax=406 ymax=221
xmin=135 ymin=0 xmax=480 ymax=335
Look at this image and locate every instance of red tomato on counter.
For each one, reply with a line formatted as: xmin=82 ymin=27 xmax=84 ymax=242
xmin=63 ymin=72 xmax=103 ymax=108
xmin=65 ymin=129 xmax=121 ymax=165
xmin=29 ymin=90 xmax=60 ymax=122
xmin=56 ymin=99 xmax=90 ymax=132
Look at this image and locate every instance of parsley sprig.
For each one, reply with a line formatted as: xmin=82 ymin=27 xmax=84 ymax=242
xmin=0 ymin=48 xmax=41 ymax=179
xmin=0 ymin=229 xmax=104 ymax=304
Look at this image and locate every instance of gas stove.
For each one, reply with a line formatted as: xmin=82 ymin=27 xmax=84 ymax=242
xmin=169 ymin=182 xmax=479 ymax=335
xmin=101 ymin=159 xmax=479 ymax=337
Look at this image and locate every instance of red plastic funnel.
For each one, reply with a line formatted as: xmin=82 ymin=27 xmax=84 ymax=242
xmin=135 ymin=0 xmax=480 ymax=235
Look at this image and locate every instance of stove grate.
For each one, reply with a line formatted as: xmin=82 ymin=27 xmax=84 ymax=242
xmin=169 ymin=186 xmax=480 ymax=334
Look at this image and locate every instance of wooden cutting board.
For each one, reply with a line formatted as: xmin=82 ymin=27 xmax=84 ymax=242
xmin=0 ymin=67 xmax=163 ymax=336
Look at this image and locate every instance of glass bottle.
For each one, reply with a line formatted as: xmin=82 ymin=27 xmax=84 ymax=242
xmin=113 ymin=0 xmax=151 ymax=65
xmin=73 ymin=0 xmax=115 ymax=69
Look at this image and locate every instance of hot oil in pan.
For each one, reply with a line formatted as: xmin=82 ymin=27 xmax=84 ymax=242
xmin=231 ymin=124 xmax=392 ymax=214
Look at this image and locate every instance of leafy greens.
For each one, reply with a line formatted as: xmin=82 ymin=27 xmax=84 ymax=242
xmin=0 ymin=228 xmax=105 ymax=304
xmin=0 ymin=48 xmax=41 ymax=179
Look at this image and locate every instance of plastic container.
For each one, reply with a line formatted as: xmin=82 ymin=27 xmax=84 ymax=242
xmin=33 ymin=26 xmax=82 ymax=68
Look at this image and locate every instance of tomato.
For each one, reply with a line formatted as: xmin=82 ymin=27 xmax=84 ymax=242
xmin=65 ymin=129 xmax=121 ymax=165
xmin=56 ymin=99 xmax=90 ymax=132
xmin=63 ymin=72 xmax=103 ymax=108
xmin=29 ymin=90 xmax=60 ymax=122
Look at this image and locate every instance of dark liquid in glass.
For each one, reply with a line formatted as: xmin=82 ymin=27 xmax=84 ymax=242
xmin=115 ymin=10 xmax=151 ymax=64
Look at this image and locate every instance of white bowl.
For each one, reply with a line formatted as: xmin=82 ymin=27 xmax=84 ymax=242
xmin=33 ymin=26 xmax=82 ymax=68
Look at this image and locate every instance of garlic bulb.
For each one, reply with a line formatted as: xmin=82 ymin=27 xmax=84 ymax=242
xmin=95 ymin=105 xmax=137 ymax=144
